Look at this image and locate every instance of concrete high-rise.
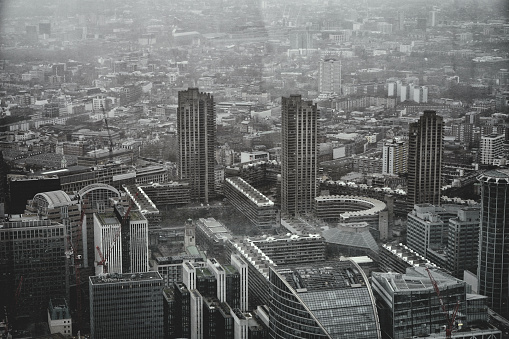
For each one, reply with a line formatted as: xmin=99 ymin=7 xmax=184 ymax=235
xmin=407 ymin=110 xmax=444 ymax=207
xmin=177 ymin=88 xmax=216 ymax=203
xmin=319 ymin=59 xmax=341 ymax=95
xmin=281 ymin=95 xmax=318 ymax=216
xmin=477 ymin=169 xmax=509 ymax=318
xmin=481 ymin=133 xmax=504 ymax=165
xmin=382 ymin=138 xmax=407 ymax=175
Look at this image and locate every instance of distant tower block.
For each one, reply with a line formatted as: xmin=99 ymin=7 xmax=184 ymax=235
xmin=184 ymin=218 xmax=195 ymax=248
xmin=407 ymin=110 xmax=444 ymax=207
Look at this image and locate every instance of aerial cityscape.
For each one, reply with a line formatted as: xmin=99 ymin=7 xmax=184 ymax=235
xmin=0 ymin=0 xmax=509 ymax=338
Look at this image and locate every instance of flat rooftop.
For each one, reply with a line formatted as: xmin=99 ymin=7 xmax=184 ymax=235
xmin=275 ymin=260 xmax=367 ymax=292
xmin=226 ymin=177 xmax=274 ymax=207
xmin=90 ymin=271 xmax=162 ymax=285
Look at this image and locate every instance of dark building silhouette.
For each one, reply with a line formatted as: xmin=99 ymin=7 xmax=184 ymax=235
xmin=407 ymin=110 xmax=444 ymax=207
xmin=177 ymin=88 xmax=216 ymax=203
xmin=7 ymin=176 xmax=61 ymax=214
xmin=281 ymin=95 xmax=318 ymax=216
xmin=0 ymin=219 xmax=67 ymax=321
xmin=477 ymin=169 xmax=509 ymax=319
xmin=89 ymin=272 xmax=164 ymax=339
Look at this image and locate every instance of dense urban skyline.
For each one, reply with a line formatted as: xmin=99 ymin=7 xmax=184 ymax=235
xmin=1 ymin=0 xmax=509 ymax=338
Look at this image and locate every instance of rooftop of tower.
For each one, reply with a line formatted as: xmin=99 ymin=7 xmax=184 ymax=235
xmin=90 ymin=271 xmax=162 ymax=285
xmin=274 ymin=260 xmax=367 ymax=292
xmin=478 ymin=168 xmax=509 ymax=182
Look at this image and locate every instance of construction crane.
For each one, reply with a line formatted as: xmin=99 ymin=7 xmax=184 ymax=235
xmin=96 ymin=193 xmax=138 ymax=274
xmin=65 ymin=204 xmax=85 ymax=332
xmin=426 ymin=267 xmax=461 ymax=339
xmin=3 ymin=276 xmax=23 ymax=336
xmin=101 ymin=104 xmax=114 ymax=162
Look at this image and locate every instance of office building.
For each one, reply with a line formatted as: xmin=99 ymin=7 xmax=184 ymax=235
xmin=372 ymin=268 xmax=467 ymax=339
xmin=25 ymin=190 xmax=81 ymax=246
xmin=481 ymin=134 xmax=504 ymax=165
xmin=6 ymin=176 xmax=61 ymax=214
xmin=477 ymin=169 xmax=509 ymax=319
xmin=269 ymin=260 xmax=381 ymax=339
xmin=111 ymin=203 xmax=149 ymax=274
xmin=93 ymin=211 xmax=122 ymax=275
xmin=167 ymin=257 xmax=244 ymax=338
xmin=406 ymin=204 xmax=464 ymax=267
xmin=223 ymin=177 xmax=277 ymax=231
xmin=379 ymin=243 xmax=438 ymax=274
xmin=155 ymin=255 xmax=204 ymax=287
xmin=228 ymin=240 xmax=272 ymax=310
xmin=407 ymin=111 xmax=444 ymax=207
xmin=0 ymin=219 xmax=67 ymax=320
xmin=77 ymin=183 xmax=122 ymax=272
xmin=47 ymin=298 xmax=72 ymax=336
xmin=231 ymin=254 xmax=249 ymax=312
xmin=89 ymin=272 xmax=163 ymax=339
xmin=249 ymin=233 xmax=325 ymax=265
xmin=166 ymin=282 xmax=191 ymax=338
xmin=319 ymin=59 xmax=342 ymax=94
xmin=138 ymin=181 xmax=191 ymax=207
xmin=281 ymin=95 xmax=318 ymax=216
xmin=195 ymin=217 xmax=233 ymax=260
xmin=177 ymin=88 xmax=216 ymax=203
xmin=240 ymin=151 xmax=269 ymax=163
xmin=382 ymin=138 xmax=407 ymax=175
xmin=93 ymin=206 xmax=148 ymax=275
xmin=447 ymin=206 xmax=480 ymax=279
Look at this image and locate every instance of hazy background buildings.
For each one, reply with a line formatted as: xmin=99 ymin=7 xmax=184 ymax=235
xmin=1 ymin=0 xmax=509 ymax=338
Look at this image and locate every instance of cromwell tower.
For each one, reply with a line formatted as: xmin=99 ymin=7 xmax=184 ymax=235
xmin=177 ymin=88 xmax=216 ymax=203
xmin=281 ymin=95 xmax=318 ymax=216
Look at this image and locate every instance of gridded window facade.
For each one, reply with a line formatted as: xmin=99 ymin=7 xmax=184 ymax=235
xmin=281 ymin=95 xmax=318 ymax=217
xmin=0 ymin=220 xmax=67 ymax=320
xmin=407 ymin=110 xmax=444 ymax=207
xmin=89 ymin=272 xmax=163 ymax=339
xmin=477 ymin=170 xmax=509 ymax=319
xmin=269 ymin=261 xmax=381 ymax=339
xmin=177 ymin=88 xmax=216 ymax=204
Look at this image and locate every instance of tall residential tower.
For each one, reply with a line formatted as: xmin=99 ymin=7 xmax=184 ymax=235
xmin=407 ymin=110 xmax=444 ymax=207
xmin=177 ymin=88 xmax=216 ymax=203
xmin=281 ymin=95 xmax=318 ymax=216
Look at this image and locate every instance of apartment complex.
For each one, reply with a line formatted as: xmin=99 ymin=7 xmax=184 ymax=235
xmin=177 ymin=88 xmax=216 ymax=203
xmin=281 ymin=95 xmax=318 ymax=216
xmin=382 ymin=138 xmax=407 ymax=175
xmin=407 ymin=110 xmax=444 ymax=207
xmin=223 ymin=176 xmax=276 ymax=231
xmin=480 ymin=133 xmax=505 ymax=165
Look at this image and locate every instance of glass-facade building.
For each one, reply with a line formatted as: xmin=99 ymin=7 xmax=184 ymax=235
xmin=89 ymin=271 xmax=163 ymax=339
xmin=269 ymin=260 xmax=381 ymax=339
xmin=372 ymin=268 xmax=467 ymax=339
xmin=477 ymin=169 xmax=509 ymax=319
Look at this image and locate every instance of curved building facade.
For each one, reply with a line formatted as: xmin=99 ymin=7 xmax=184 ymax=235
xmin=477 ymin=169 xmax=509 ymax=318
xmin=269 ymin=260 xmax=381 ymax=339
